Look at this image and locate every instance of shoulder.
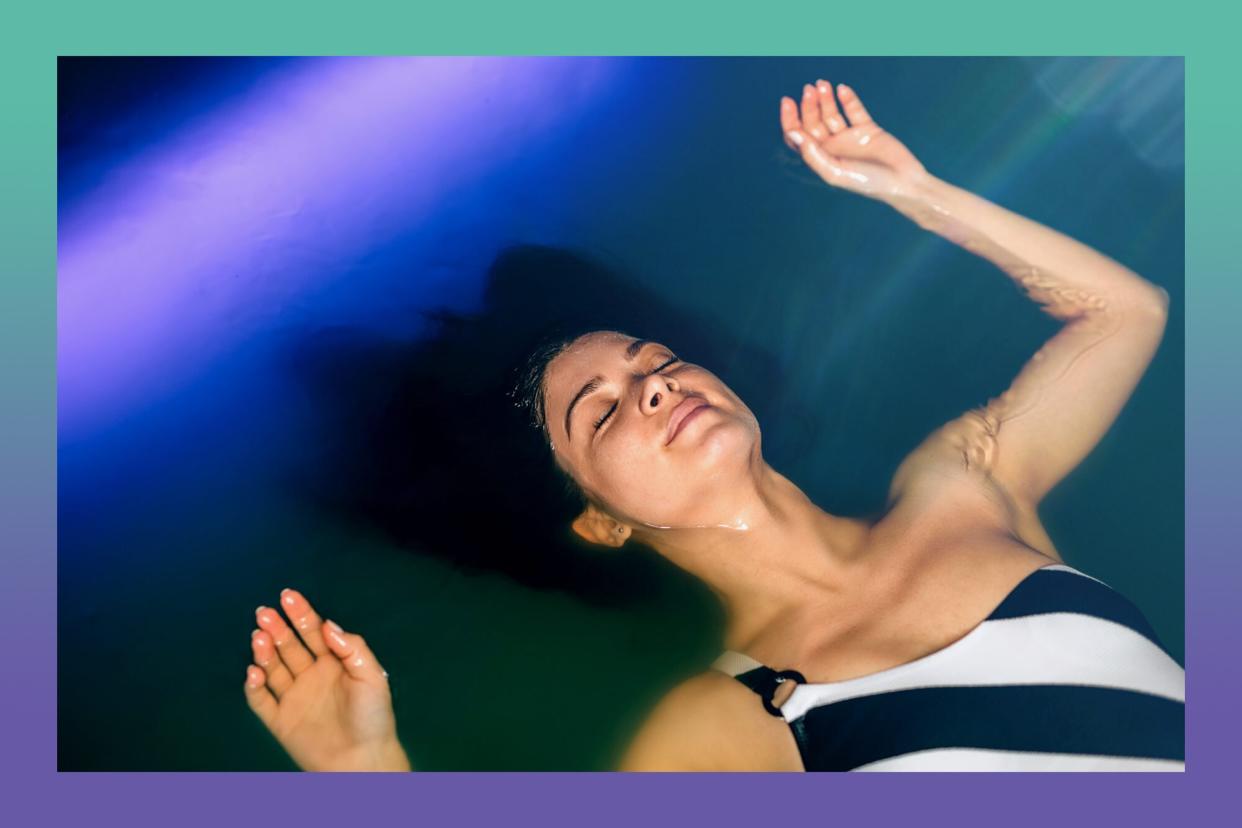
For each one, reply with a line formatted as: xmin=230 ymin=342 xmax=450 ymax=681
xmin=617 ymin=670 xmax=802 ymax=771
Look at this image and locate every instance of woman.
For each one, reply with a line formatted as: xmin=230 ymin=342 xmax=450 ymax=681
xmin=241 ymin=79 xmax=1182 ymax=771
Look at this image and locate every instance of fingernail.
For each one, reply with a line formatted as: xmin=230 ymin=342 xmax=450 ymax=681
xmin=325 ymin=619 xmax=343 ymax=634
xmin=787 ymin=130 xmax=805 ymax=146
xmin=246 ymin=666 xmax=263 ymax=687
xmin=280 ymin=589 xmax=297 ymax=608
xmin=250 ymin=629 xmax=261 ymax=638
xmin=817 ymin=80 xmax=830 ymax=93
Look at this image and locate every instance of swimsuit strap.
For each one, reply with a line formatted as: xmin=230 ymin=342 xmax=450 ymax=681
xmin=713 ymin=651 xmax=806 ymax=718
xmin=711 ymin=562 xmax=1085 ymax=720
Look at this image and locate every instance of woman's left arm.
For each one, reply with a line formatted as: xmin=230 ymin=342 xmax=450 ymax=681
xmin=783 ymin=81 xmax=1170 ymax=510
xmin=891 ymin=172 xmax=1170 ymax=509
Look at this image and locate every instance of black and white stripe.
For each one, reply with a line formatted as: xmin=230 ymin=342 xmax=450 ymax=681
xmin=713 ymin=564 xmax=1185 ymax=772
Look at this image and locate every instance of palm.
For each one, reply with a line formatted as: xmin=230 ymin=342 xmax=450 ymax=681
xmin=780 ymin=80 xmax=928 ymax=203
xmin=269 ymin=658 xmax=396 ymax=770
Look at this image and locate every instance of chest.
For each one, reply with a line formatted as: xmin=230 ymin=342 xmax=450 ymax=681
xmin=714 ymin=534 xmax=1058 ymax=772
xmin=711 ymin=472 xmax=1062 ymax=770
xmin=747 ymin=480 xmax=1058 ymax=687
xmin=787 ymin=535 xmax=1053 ymax=685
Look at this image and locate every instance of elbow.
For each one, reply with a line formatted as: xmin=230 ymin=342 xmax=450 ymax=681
xmin=1147 ymin=284 xmax=1171 ymax=315
xmin=1120 ymin=283 xmax=1170 ymax=319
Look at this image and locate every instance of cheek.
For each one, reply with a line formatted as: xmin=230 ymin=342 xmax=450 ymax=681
xmin=595 ymin=431 xmax=661 ymax=482
xmin=581 ymin=435 xmax=669 ymax=511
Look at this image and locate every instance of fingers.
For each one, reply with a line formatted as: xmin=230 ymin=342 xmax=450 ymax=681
xmin=244 ymin=665 xmax=279 ymax=729
xmin=256 ymin=605 xmax=314 ymax=676
xmin=798 ymin=139 xmax=847 ymax=185
xmin=799 ymin=83 xmax=827 ymax=140
xmin=279 ymin=588 xmax=329 ymax=657
xmin=836 ymin=83 xmax=873 ymax=126
xmin=784 ymin=125 xmax=845 ymax=182
xmin=779 ymin=96 xmax=802 ymax=150
xmin=821 ymin=124 xmax=888 ymax=168
xmin=251 ymin=629 xmax=294 ymax=698
xmin=782 ymin=79 xmax=860 ymax=154
xmin=815 ymin=79 xmax=847 ymax=134
xmin=322 ymin=618 xmax=389 ymax=685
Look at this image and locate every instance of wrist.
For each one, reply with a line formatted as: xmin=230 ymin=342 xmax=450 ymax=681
xmin=366 ymin=739 xmax=413 ymax=772
xmin=884 ymin=167 xmax=945 ymax=218
xmin=885 ymin=171 xmax=978 ymax=245
xmin=322 ymin=739 xmax=412 ymax=772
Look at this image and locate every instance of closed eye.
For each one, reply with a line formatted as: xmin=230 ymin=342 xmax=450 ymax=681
xmin=593 ymin=355 xmax=680 ymax=431
xmin=593 ymin=403 xmax=617 ymax=430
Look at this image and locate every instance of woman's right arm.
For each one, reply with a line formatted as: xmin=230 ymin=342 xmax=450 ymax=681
xmin=617 ymin=672 xmax=797 ymax=771
xmin=242 ymin=592 xmax=755 ymax=771
xmin=617 ymin=677 xmax=715 ymax=771
xmin=243 ymin=596 xmax=778 ymax=771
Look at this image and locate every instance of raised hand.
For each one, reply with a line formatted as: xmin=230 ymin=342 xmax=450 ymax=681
xmin=243 ymin=588 xmax=410 ymax=771
xmin=780 ymin=80 xmax=929 ymax=204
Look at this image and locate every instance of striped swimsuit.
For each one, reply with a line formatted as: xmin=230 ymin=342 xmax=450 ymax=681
xmin=711 ymin=564 xmax=1185 ymax=771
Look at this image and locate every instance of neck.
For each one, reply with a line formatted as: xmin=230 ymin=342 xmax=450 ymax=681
xmin=632 ymin=462 xmax=876 ymax=654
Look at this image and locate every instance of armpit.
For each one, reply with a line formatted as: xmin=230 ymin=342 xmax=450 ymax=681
xmin=885 ymin=410 xmax=1022 ymax=529
xmin=949 ymin=404 xmax=1002 ymax=474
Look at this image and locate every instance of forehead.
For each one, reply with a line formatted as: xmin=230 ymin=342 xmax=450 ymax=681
xmin=546 ymin=333 xmax=629 ymax=388
xmin=557 ymin=331 xmax=633 ymax=364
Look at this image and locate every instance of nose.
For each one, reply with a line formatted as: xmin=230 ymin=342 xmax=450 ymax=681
xmin=639 ymin=371 xmax=679 ymax=415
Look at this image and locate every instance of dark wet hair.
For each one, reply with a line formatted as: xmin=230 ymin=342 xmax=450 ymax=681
xmin=510 ymin=335 xmax=577 ymax=440
xmin=286 ymin=243 xmax=785 ymax=606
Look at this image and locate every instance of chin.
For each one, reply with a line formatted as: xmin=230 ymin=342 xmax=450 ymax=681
xmin=686 ymin=414 xmax=759 ymax=475
xmin=647 ymin=426 xmax=759 ymax=527
xmin=618 ymin=418 xmax=761 ymax=527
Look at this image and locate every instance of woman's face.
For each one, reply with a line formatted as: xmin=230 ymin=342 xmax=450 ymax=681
xmin=542 ymin=331 xmax=762 ymax=529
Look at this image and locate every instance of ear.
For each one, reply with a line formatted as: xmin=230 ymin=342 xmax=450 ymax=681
xmin=571 ymin=502 xmax=630 ymax=547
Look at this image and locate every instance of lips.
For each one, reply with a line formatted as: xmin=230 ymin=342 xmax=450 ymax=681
xmin=665 ymin=397 xmax=710 ymax=446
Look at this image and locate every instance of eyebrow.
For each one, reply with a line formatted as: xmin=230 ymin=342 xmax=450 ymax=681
xmin=564 ymin=340 xmax=655 ymax=442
